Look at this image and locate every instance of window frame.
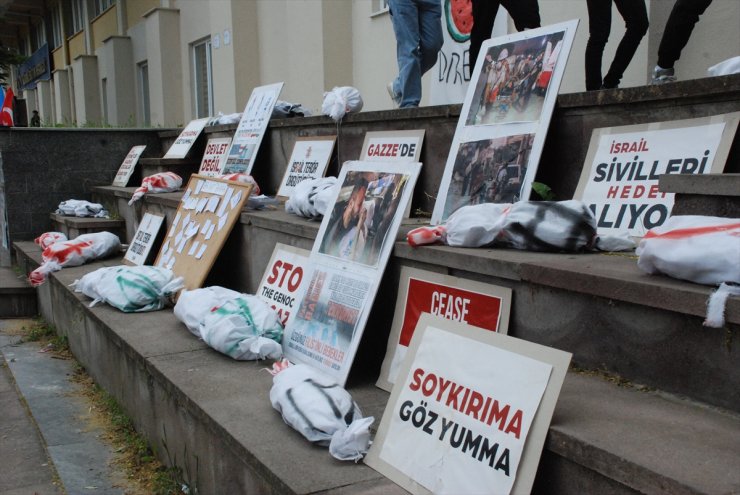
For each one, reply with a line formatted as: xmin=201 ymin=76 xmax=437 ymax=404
xmin=191 ymin=37 xmax=214 ymax=119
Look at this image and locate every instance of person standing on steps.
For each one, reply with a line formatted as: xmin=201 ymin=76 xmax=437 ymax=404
xmin=585 ymin=0 xmax=649 ymax=91
xmin=387 ymin=0 xmax=444 ymax=108
xmin=652 ymin=0 xmax=714 ymax=84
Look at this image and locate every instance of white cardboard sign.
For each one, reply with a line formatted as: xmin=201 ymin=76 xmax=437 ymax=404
xmin=277 ymin=136 xmax=336 ymax=198
xmin=365 ymin=313 xmax=572 ymax=495
xmin=123 ymin=212 xmax=164 ymax=265
xmin=257 ymin=243 xmax=311 ymax=327
xmin=360 ymin=130 xmax=425 ymax=163
xmin=198 ymin=137 xmax=232 ymax=177
xmin=112 ymin=145 xmax=146 ymax=187
xmin=163 ymin=118 xmax=210 ymax=159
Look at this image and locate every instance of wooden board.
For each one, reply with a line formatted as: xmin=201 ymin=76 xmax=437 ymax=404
xmin=154 ymin=174 xmax=253 ymax=291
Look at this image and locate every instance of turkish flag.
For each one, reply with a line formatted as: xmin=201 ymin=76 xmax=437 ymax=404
xmin=1 ymin=87 xmax=14 ymax=127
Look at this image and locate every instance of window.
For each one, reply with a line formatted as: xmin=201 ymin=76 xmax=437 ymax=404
xmin=30 ymin=22 xmax=45 ymax=51
xmin=51 ymin=4 xmax=63 ymax=49
xmin=94 ymin=0 xmax=115 ymax=17
xmin=138 ymin=62 xmax=151 ymax=126
xmin=192 ymin=38 xmax=213 ymax=119
xmin=102 ymin=77 xmax=108 ymax=124
xmin=71 ymin=0 xmax=85 ymax=34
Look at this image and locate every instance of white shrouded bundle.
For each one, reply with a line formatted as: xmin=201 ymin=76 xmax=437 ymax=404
xmin=34 ymin=232 xmax=68 ymax=249
xmin=408 ymin=200 xmax=635 ymax=252
xmin=174 ymin=288 xmax=283 ymax=360
xmin=72 ymin=265 xmax=184 ymax=312
xmin=29 ymin=232 xmax=121 ymax=287
xmin=56 ymin=199 xmax=109 ymax=218
xmin=322 ymin=86 xmax=363 ymax=121
xmin=285 ymin=176 xmax=338 ymax=219
xmin=129 ymin=172 xmax=183 ymax=205
xmin=269 ymin=361 xmax=374 ymax=462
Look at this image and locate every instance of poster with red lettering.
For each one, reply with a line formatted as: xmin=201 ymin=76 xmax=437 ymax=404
xmin=365 ymin=313 xmax=571 ymax=495
xmin=277 ymin=136 xmax=336 ymax=199
xmin=574 ymin=113 xmax=738 ymax=237
xmin=257 ymin=243 xmax=311 ymax=327
xmin=112 ymin=145 xmax=146 ymax=187
xmin=198 ymin=137 xmax=232 ymax=177
xmin=284 ymin=161 xmax=422 ymax=385
xmin=360 ymin=130 xmax=425 ymax=163
xmin=376 ymin=267 xmax=511 ymax=392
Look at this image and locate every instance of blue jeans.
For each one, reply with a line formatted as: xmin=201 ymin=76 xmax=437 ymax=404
xmin=389 ymin=0 xmax=443 ymax=108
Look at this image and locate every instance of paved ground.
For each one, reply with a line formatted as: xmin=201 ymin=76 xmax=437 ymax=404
xmin=0 ymin=319 xmax=123 ymax=495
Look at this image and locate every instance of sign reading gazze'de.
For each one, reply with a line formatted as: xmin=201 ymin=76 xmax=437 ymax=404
xmin=257 ymin=244 xmax=310 ymax=326
xmin=360 ymin=130 xmax=425 ymax=163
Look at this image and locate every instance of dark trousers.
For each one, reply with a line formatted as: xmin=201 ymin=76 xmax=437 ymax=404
xmin=657 ymin=0 xmax=713 ymax=69
xmin=585 ymin=0 xmax=649 ymax=90
xmin=468 ymin=0 xmax=540 ymax=76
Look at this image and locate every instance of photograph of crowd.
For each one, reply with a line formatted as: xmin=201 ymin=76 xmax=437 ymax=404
xmin=442 ymin=134 xmax=535 ymax=219
xmin=465 ymin=30 xmax=566 ymax=126
xmin=319 ymin=170 xmax=410 ymax=267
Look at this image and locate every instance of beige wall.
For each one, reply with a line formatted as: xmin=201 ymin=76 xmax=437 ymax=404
xmin=68 ymin=31 xmax=86 ymax=61
xmin=91 ymin=6 xmax=119 ymax=51
xmin=127 ymin=0 xmax=159 ymax=28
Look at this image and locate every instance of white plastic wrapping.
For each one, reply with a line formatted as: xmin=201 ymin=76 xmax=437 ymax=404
xmin=174 ymin=286 xmax=243 ymax=336
xmin=707 ymin=56 xmax=740 ymax=77
xmin=56 ymin=199 xmax=109 ymax=218
xmin=285 ymin=177 xmax=338 ymax=219
xmin=269 ymin=362 xmax=373 ymax=461
xmin=129 ymin=172 xmax=183 ymax=205
xmin=322 ymin=87 xmax=363 ymax=121
xmin=29 ymin=232 xmax=121 ymax=287
xmin=72 ymin=265 xmax=184 ymax=312
xmin=34 ymin=232 xmax=68 ymax=249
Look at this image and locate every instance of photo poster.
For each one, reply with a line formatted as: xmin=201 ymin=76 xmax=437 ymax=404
xmin=153 ymin=174 xmax=253 ymax=291
xmin=256 ymin=243 xmax=311 ymax=327
xmin=574 ymin=112 xmax=739 ymax=237
xmin=222 ymin=82 xmax=284 ymax=174
xmin=123 ymin=212 xmax=165 ymax=266
xmin=112 ymin=145 xmax=146 ymax=187
xmin=198 ymin=137 xmax=232 ymax=177
xmin=163 ymin=117 xmax=210 ymax=159
xmin=283 ymin=161 xmax=422 ymax=385
xmin=432 ymin=19 xmax=579 ymax=225
xmin=365 ymin=313 xmax=572 ymax=495
xmin=376 ymin=266 xmax=512 ymax=392
xmin=276 ymin=136 xmax=336 ymax=199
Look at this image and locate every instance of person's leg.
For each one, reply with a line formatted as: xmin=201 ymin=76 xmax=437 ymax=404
xmin=602 ymin=0 xmax=648 ymax=88
xmin=389 ymin=0 xmax=423 ymax=107
xmin=469 ymin=0 xmax=500 ymax=76
xmin=584 ymin=0 xmax=612 ymax=91
xmin=417 ymin=0 xmax=444 ymax=76
xmin=501 ymin=0 xmax=541 ymax=32
xmin=657 ymin=0 xmax=713 ymax=69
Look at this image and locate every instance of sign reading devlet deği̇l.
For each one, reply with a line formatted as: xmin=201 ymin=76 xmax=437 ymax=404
xmin=376 ymin=266 xmax=512 ymax=392
xmin=163 ymin=118 xmax=210 ymax=159
xmin=360 ymin=130 xmax=425 ymax=163
xmin=283 ymin=161 xmax=422 ymax=386
xmin=198 ymin=137 xmax=232 ymax=177
xmin=112 ymin=145 xmax=146 ymax=187
xmin=365 ymin=313 xmax=571 ymax=495
xmin=257 ymin=243 xmax=311 ymax=327
xmin=123 ymin=212 xmax=164 ymax=266
xmin=574 ymin=112 xmax=739 ymax=237
xmin=277 ymin=136 xmax=336 ymax=199
xmin=223 ymin=82 xmax=284 ymax=174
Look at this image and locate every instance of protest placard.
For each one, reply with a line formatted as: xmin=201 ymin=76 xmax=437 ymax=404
xmin=123 ymin=212 xmax=164 ymax=266
xmin=365 ymin=313 xmax=571 ymax=495
xmin=376 ymin=267 xmax=511 ymax=391
xmin=284 ymin=161 xmax=422 ymax=385
xmin=198 ymin=137 xmax=232 ymax=177
xmin=276 ymin=136 xmax=335 ymax=199
xmin=112 ymin=145 xmax=146 ymax=187
xmin=432 ymin=20 xmax=578 ymax=224
xmin=360 ymin=130 xmax=425 ymax=163
xmin=223 ymin=82 xmax=283 ymax=174
xmin=574 ymin=113 xmax=739 ymax=236
xmin=257 ymin=243 xmax=311 ymax=326
xmin=163 ymin=118 xmax=210 ymax=159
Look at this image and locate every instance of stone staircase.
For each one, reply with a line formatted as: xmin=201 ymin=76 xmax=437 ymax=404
xmin=6 ymin=75 xmax=740 ymax=494
xmin=0 ymin=266 xmax=37 ymax=317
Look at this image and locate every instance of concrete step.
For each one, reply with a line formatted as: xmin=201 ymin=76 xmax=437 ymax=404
xmin=50 ymin=212 xmax=126 ymax=242
xmin=12 ymin=242 xmax=740 ymax=495
xmin=660 ymin=173 xmax=740 ymax=218
xmin=0 ymin=266 xmax=37 ymax=317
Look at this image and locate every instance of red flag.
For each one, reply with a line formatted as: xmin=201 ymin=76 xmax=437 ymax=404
xmin=1 ymin=87 xmax=14 ymax=127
